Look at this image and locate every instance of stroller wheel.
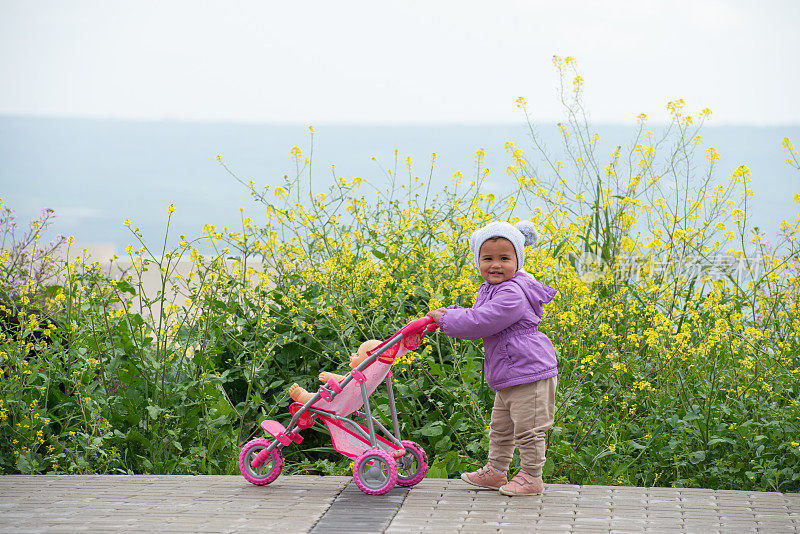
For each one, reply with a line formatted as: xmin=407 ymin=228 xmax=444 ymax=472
xmin=396 ymin=440 xmax=428 ymax=487
xmin=239 ymin=438 xmax=282 ymax=486
xmin=353 ymin=449 xmax=398 ymax=495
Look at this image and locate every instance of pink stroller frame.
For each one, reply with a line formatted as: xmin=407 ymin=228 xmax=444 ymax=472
xmin=239 ymin=316 xmax=438 ymax=495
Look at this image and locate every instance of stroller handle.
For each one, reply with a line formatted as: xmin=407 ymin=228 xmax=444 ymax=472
xmin=399 ymin=316 xmax=438 ymax=337
xmin=365 ymin=316 xmax=439 ymax=360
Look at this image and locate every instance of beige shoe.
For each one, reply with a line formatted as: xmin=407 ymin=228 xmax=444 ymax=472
xmin=499 ymin=471 xmax=544 ymax=496
xmin=460 ymin=465 xmax=508 ymax=490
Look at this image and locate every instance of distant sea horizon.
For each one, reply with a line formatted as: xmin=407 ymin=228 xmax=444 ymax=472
xmin=2 ymin=115 xmax=798 ymax=256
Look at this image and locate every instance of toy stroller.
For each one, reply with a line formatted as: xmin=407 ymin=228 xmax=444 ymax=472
xmin=239 ymin=316 xmax=438 ymax=495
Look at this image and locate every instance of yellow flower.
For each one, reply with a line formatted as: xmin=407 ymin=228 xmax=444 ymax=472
xmin=168 ymin=204 xmax=176 ymax=214
xmin=123 ymin=219 xmax=131 ymax=227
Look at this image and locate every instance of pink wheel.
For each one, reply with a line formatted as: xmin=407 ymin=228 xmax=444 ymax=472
xmin=352 ymin=449 xmax=397 ymax=495
xmin=396 ymin=440 xmax=428 ymax=487
xmin=239 ymin=438 xmax=282 ymax=486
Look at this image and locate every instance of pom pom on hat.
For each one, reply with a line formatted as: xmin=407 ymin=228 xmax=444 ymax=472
xmin=469 ymin=220 xmax=539 ymax=272
xmin=515 ymin=220 xmax=538 ymax=247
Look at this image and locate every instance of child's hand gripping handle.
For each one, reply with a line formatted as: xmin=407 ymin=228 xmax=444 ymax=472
xmin=399 ymin=316 xmax=439 ymax=337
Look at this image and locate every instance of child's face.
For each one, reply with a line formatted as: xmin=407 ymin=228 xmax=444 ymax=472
xmin=478 ymin=238 xmax=517 ymax=284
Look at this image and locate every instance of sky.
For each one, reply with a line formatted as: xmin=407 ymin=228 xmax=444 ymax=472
xmin=1 ymin=0 xmax=799 ymax=125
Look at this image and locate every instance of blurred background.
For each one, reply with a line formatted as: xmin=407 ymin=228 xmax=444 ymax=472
xmin=2 ymin=0 xmax=799 ymax=256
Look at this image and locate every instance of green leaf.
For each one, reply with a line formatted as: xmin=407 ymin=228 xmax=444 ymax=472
xmin=115 ymin=280 xmax=137 ymax=295
xmin=593 ymin=448 xmax=614 ymax=461
xmin=418 ymin=421 xmax=444 ymax=437
xmin=707 ymin=437 xmax=734 ymax=446
xmin=689 ymin=451 xmax=706 ymax=464
xmin=543 ymin=457 xmax=554 ymax=477
xmin=426 ymin=464 xmax=448 ymax=478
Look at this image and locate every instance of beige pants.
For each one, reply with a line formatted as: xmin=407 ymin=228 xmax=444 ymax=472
xmin=488 ymin=376 xmax=557 ymax=477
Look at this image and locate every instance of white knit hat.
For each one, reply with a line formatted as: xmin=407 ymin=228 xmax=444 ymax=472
xmin=469 ymin=220 xmax=539 ymax=271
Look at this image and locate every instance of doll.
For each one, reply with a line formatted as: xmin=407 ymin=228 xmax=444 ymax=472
xmin=288 ymin=339 xmax=382 ymax=404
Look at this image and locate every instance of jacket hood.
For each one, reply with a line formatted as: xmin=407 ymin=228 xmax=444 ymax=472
xmin=508 ymin=270 xmax=557 ymax=319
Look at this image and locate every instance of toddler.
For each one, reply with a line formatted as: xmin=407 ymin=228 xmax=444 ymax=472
xmin=427 ymin=220 xmax=557 ymax=496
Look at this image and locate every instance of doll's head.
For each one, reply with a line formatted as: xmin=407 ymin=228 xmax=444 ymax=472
xmin=349 ymin=339 xmax=382 ymax=368
xmin=469 ymin=220 xmax=538 ymax=284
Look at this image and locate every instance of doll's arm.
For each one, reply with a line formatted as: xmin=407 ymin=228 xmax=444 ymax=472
xmin=319 ymin=371 xmax=346 ymax=382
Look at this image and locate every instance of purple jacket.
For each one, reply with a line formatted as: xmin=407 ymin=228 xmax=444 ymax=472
xmin=438 ymin=271 xmax=558 ymax=391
